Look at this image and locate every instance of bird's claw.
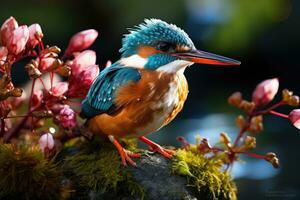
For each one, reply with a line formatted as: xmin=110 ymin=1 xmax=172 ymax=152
xmin=139 ymin=136 xmax=174 ymax=159
xmin=119 ymin=148 xmax=141 ymax=167
xmin=148 ymin=145 xmax=174 ymax=159
xmin=108 ymin=135 xmax=141 ymax=167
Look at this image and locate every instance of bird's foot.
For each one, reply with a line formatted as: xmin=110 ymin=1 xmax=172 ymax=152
xmin=139 ymin=136 xmax=174 ymax=159
xmin=108 ymin=135 xmax=141 ymax=167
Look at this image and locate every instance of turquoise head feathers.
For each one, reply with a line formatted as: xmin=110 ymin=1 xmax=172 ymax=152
xmin=119 ymin=19 xmax=195 ymax=70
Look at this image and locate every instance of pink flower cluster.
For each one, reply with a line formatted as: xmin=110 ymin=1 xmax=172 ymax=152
xmin=0 ymin=16 xmax=100 ymax=150
xmin=67 ymin=50 xmax=99 ymax=98
xmin=0 ymin=17 xmax=43 ymax=72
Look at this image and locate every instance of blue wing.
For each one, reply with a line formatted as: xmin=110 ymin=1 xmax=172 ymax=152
xmin=81 ymin=63 xmax=141 ymax=118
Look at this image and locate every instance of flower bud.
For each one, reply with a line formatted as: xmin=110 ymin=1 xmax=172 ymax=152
xmin=282 ymin=89 xmax=299 ymax=107
xmin=56 ymin=65 xmax=71 ymax=77
xmin=27 ymin=23 xmax=43 ymax=48
xmin=57 ymin=106 xmax=77 ymax=129
xmin=228 ymin=92 xmax=242 ymax=107
xmin=239 ymin=100 xmax=255 ymax=113
xmin=289 ymin=109 xmax=300 ymax=130
xmin=249 ymin=115 xmax=263 ymax=134
xmin=235 ymin=115 xmax=246 ymax=129
xmin=105 ymin=60 xmax=112 ymax=68
xmin=10 ymin=88 xmax=22 ymax=97
xmin=252 ymin=78 xmax=279 ymax=106
xmin=244 ymin=136 xmax=256 ymax=150
xmin=39 ymin=133 xmax=55 ymax=153
xmin=48 ymin=46 xmax=61 ymax=54
xmin=265 ymin=152 xmax=279 ymax=168
xmin=65 ymin=29 xmax=98 ymax=56
xmin=68 ymin=64 xmax=99 ymax=98
xmin=198 ymin=138 xmax=212 ymax=153
xmin=50 ymin=82 xmax=68 ymax=97
xmin=70 ymin=50 xmax=96 ymax=76
xmin=289 ymin=95 xmax=300 ymax=107
xmin=282 ymin=89 xmax=292 ymax=101
xmin=0 ymin=46 xmax=8 ymax=65
xmin=6 ymin=25 xmax=29 ymax=55
xmin=1 ymin=16 xmax=18 ymax=46
xmin=25 ymin=63 xmax=42 ymax=79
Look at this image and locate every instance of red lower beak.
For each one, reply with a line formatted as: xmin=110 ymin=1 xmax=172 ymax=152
xmin=172 ymin=50 xmax=241 ymax=66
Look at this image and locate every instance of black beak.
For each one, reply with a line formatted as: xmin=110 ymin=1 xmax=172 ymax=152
xmin=172 ymin=49 xmax=241 ymax=66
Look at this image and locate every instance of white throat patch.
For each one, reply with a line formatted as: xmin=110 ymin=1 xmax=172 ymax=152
xmin=120 ymin=54 xmax=147 ymax=68
xmin=120 ymin=54 xmax=193 ymax=73
xmin=157 ymin=60 xmax=193 ymax=73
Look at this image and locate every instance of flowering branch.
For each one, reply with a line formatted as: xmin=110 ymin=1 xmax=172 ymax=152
xmin=178 ymin=78 xmax=300 ymax=169
xmin=0 ymin=16 xmax=100 ymax=154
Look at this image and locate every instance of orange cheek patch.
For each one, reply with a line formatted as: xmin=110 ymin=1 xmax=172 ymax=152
xmin=138 ymin=46 xmax=159 ymax=58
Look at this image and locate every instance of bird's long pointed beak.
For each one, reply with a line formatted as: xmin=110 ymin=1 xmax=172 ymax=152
xmin=172 ymin=49 xmax=241 ymax=66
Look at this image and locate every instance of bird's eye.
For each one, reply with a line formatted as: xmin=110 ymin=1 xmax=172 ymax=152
xmin=156 ymin=41 xmax=174 ymax=52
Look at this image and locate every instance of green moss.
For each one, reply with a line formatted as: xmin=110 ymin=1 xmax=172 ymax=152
xmin=171 ymin=146 xmax=237 ymax=200
xmin=62 ymin=137 xmax=145 ymax=199
xmin=0 ymin=144 xmax=64 ymax=200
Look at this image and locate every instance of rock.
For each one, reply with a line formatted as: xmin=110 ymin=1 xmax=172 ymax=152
xmin=128 ymin=153 xmax=198 ymax=200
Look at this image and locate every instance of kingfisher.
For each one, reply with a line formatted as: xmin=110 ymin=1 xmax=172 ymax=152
xmin=81 ymin=19 xmax=240 ymax=166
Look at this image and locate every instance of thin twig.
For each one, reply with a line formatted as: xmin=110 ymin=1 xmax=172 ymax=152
xmin=238 ymin=151 xmax=266 ymax=160
xmin=38 ymin=77 xmax=47 ymax=90
xmin=269 ymin=110 xmax=289 ymax=119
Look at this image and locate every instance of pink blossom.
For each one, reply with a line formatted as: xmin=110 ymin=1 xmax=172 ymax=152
xmin=39 ymin=57 xmax=56 ymax=71
xmin=39 ymin=133 xmax=55 ymax=153
xmin=289 ymin=109 xmax=300 ymax=130
xmin=57 ymin=106 xmax=77 ymax=129
xmin=6 ymin=25 xmax=29 ymax=55
xmin=71 ymin=50 xmax=96 ymax=76
xmin=65 ymin=29 xmax=98 ymax=56
xmin=49 ymin=104 xmax=67 ymax=115
xmin=32 ymin=90 xmax=43 ymax=108
xmin=0 ymin=46 xmax=8 ymax=66
xmin=252 ymin=78 xmax=279 ymax=106
xmin=68 ymin=64 xmax=99 ymax=98
xmin=50 ymin=82 xmax=69 ymax=97
xmin=105 ymin=60 xmax=112 ymax=68
xmin=1 ymin=16 xmax=18 ymax=46
xmin=27 ymin=23 xmax=43 ymax=48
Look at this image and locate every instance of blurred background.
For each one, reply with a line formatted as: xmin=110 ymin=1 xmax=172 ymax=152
xmin=1 ymin=0 xmax=299 ymax=199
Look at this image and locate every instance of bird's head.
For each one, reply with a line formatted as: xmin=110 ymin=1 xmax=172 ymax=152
xmin=119 ymin=19 xmax=240 ymax=73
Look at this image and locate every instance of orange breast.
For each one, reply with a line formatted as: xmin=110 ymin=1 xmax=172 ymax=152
xmin=88 ymin=69 xmax=188 ymax=138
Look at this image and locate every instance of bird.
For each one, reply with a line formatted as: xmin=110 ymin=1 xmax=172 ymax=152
xmin=81 ymin=19 xmax=240 ymax=166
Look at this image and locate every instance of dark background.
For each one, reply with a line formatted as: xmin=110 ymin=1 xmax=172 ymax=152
xmin=1 ymin=0 xmax=299 ymax=199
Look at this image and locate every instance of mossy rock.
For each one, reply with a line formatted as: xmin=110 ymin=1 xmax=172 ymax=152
xmin=61 ymin=138 xmax=237 ymax=200
xmin=0 ymin=137 xmax=237 ymax=200
xmin=61 ymin=137 xmax=145 ymax=200
xmin=0 ymin=144 xmax=64 ymax=200
xmin=171 ymin=148 xmax=237 ymax=200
